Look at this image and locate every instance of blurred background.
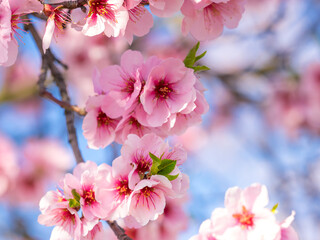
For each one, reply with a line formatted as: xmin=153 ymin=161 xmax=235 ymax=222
xmin=1 ymin=0 xmax=320 ymax=239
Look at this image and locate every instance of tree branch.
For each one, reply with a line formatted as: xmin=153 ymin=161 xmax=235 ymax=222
xmin=24 ymin=17 xmax=132 ymax=240
xmin=107 ymin=221 xmax=132 ymax=240
xmin=24 ymin=21 xmax=84 ymax=164
xmin=39 ymin=0 xmax=88 ymax=10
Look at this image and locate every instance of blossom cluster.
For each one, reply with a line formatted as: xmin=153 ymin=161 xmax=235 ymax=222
xmin=267 ymin=62 xmax=320 ymax=137
xmin=82 ymin=49 xmax=209 ymax=149
xmin=0 ymin=133 xmax=73 ymax=205
xmin=190 ymin=184 xmax=299 ymax=240
xmin=0 ymin=0 xmax=247 ymax=66
xmin=38 ymin=133 xmax=189 ymax=239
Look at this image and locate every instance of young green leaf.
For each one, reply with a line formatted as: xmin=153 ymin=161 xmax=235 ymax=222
xmin=194 ymin=50 xmax=207 ymax=62
xmin=192 ymin=65 xmax=210 ymax=72
xmin=183 ymin=42 xmax=210 ymax=72
xmin=165 ymin=174 xmax=179 ymax=181
xmin=150 ymin=152 xmax=161 ymax=175
xmin=68 ymin=198 xmax=80 ymax=208
xmin=157 ymin=159 xmax=177 ymax=176
xmin=271 ymin=203 xmax=279 ymax=214
xmin=71 ymin=189 xmax=80 ymax=202
xmin=183 ymin=42 xmax=200 ymax=68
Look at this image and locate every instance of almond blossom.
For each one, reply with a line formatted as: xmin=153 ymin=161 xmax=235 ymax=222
xmin=42 ymin=4 xmax=71 ymax=52
xmin=83 ymin=50 xmax=208 ymax=148
xmin=123 ymin=1 xmax=154 ymax=44
xmin=82 ymin=95 xmax=122 ymax=149
xmin=82 ymin=0 xmax=129 ymax=37
xmin=0 ymin=133 xmax=18 ymax=197
xmin=181 ymin=0 xmax=246 ymax=41
xmin=190 ymin=183 xmax=298 ymax=240
xmin=63 ymin=161 xmax=113 ymax=221
xmin=38 ymin=191 xmax=82 ymax=240
xmin=148 ymin=0 xmax=184 ymax=17
xmin=0 ymin=0 xmax=41 ymax=66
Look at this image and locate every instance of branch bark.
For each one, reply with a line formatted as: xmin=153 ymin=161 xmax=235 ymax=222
xmin=39 ymin=0 xmax=88 ymax=10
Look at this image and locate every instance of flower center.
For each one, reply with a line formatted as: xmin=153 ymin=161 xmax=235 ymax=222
xmin=122 ymin=78 xmax=135 ymax=94
xmin=83 ymin=189 xmax=96 ymax=206
xmin=137 ymin=157 xmax=151 ymax=176
xmin=116 ymin=179 xmax=131 ymax=198
xmin=155 ymin=80 xmax=172 ymax=100
xmin=88 ymin=0 xmax=116 ymax=23
xmin=232 ymin=206 xmax=255 ymax=229
xmin=97 ymin=110 xmax=111 ymax=127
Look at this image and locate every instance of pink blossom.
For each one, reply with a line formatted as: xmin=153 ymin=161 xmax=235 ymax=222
xmin=63 ymin=161 xmax=114 ymax=220
xmin=42 ymin=4 xmax=71 ymax=52
xmin=181 ymin=0 xmax=246 ymax=41
xmin=38 ymin=192 xmax=82 ymax=240
xmin=0 ymin=133 xmax=18 ymax=197
xmin=278 ymin=212 xmax=299 ymax=240
xmin=119 ymin=133 xmax=187 ymax=188
xmin=140 ymin=57 xmax=197 ymax=127
xmin=127 ymin=175 xmax=172 ymax=226
xmin=300 ymin=62 xmax=320 ymax=132
xmin=192 ymin=184 xmax=283 ymax=240
xmin=125 ymin=197 xmax=189 ymax=240
xmin=123 ymin=2 xmax=153 ymax=44
xmin=96 ymin=50 xmax=143 ymax=110
xmin=149 ymin=0 xmax=184 ymax=17
xmin=82 ymin=95 xmax=122 ymax=149
xmin=8 ymin=138 xmax=73 ymax=205
xmin=82 ymin=0 xmax=129 ymax=37
xmin=98 ymin=155 xmax=133 ymax=221
xmin=0 ymin=0 xmax=41 ymax=66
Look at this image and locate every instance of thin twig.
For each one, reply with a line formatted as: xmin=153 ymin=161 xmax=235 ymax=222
xmin=107 ymin=221 xmax=132 ymax=240
xmin=24 ymin=21 xmax=84 ymax=164
xmin=40 ymin=0 xmax=88 ymax=10
xmin=40 ymin=90 xmax=87 ymax=116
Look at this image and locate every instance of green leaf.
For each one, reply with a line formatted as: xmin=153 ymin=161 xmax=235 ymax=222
xmin=157 ymin=159 xmax=177 ymax=176
xmin=68 ymin=198 xmax=80 ymax=208
xmin=165 ymin=174 xmax=179 ymax=181
xmin=183 ymin=42 xmax=209 ymax=73
xmin=192 ymin=65 xmax=210 ymax=72
xmin=183 ymin=42 xmax=200 ymax=68
xmin=271 ymin=203 xmax=279 ymax=214
xmin=71 ymin=189 xmax=80 ymax=202
xmin=194 ymin=50 xmax=207 ymax=62
xmin=150 ymin=152 xmax=161 ymax=175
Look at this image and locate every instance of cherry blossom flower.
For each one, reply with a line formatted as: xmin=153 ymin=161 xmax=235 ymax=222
xmin=148 ymin=0 xmax=184 ymax=17
xmin=82 ymin=95 xmax=122 ymax=149
xmin=0 ymin=133 xmax=18 ymax=197
xmin=127 ymin=175 xmax=172 ymax=227
xmin=95 ymin=50 xmax=143 ymax=110
xmin=140 ymin=57 xmax=197 ymax=127
xmin=123 ymin=2 xmax=154 ymax=44
xmin=82 ymin=0 xmax=129 ymax=37
xmin=181 ymin=0 xmax=246 ymax=41
xmin=190 ymin=183 xmax=299 ymax=240
xmin=63 ymin=161 xmax=114 ymax=221
xmin=38 ymin=191 xmax=82 ymax=240
xmin=42 ymin=4 xmax=71 ymax=52
xmin=8 ymin=138 xmax=73 ymax=205
xmin=0 ymin=0 xmax=38 ymax=66
xmin=126 ymin=197 xmax=189 ymax=240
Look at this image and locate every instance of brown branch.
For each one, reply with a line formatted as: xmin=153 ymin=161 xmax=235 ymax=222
xmin=39 ymin=0 xmax=88 ymax=10
xmin=24 ymin=21 xmax=84 ymax=164
xmin=24 ymin=16 xmax=132 ymax=240
xmin=40 ymin=90 xmax=87 ymax=116
xmin=107 ymin=221 xmax=132 ymax=240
